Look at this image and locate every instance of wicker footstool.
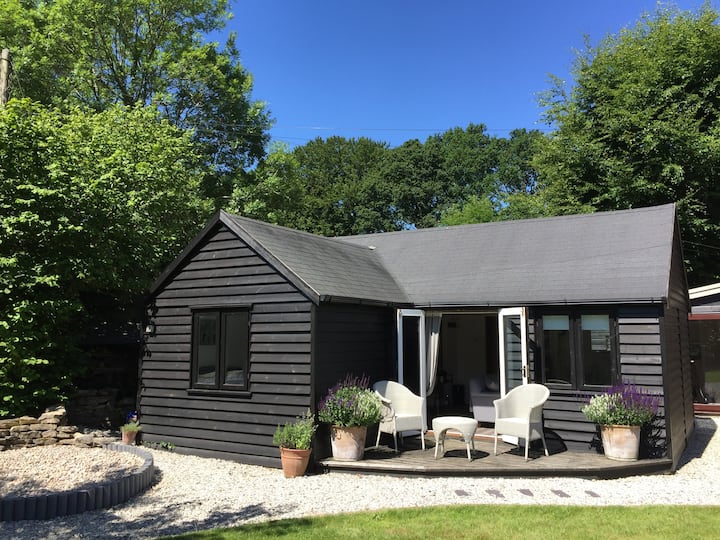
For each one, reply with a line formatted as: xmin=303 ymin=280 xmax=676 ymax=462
xmin=432 ymin=416 xmax=478 ymax=461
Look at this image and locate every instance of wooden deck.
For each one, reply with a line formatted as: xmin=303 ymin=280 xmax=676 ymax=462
xmin=317 ymin=427 xmax=673 ymax=479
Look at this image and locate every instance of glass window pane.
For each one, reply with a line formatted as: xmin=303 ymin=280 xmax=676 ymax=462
xmin=224 ymin=311 xmax=248 ymax=386
xmin=544 ymin=315 xmax=570 ymax=331
xmin=543 ymin=315 xmax=571 ymax=384
xmin=581 ymin=314 xmax=612 ymax=386
xmin=196 ymin=313 xmax=218 ymax=385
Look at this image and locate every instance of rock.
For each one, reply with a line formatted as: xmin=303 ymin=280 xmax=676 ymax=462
xmin=30 ymin=423 xmax=58 ymax=431
xmin=10 ymin=424 xmax=32 ymax=433
xmin=73 ymin=433 xmax=95 ymax=445
xmin=58 ymin=425 xmax=78 ymax=434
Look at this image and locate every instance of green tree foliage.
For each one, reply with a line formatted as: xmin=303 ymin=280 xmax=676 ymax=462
xmin=0 ymin=99 xmax=212 ymax=416
xmin=290 ymin=136 xmax=392 ymax=236
xmin=232 ymin=142 xmax=305 ymax=227
xmin=439 ymin=128 xmax=546 ymax=225
xmin=239 ymin=126 xmax=544 ymax=235
xmin=535 ymin=6 xmax=720 ymax=284
xmin=1 ymin=0 xmax=271 ymax=207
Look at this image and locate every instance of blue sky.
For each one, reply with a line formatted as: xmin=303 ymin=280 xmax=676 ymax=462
xmin=228 ymin=1 xmax=716 ymax=148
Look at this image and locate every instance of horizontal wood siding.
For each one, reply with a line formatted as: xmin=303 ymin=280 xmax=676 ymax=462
xmin=537 ymin=306 xmax=668 ymax=455
xmin=141 ymin=225 xmax=314 ymax=467
xmin=662 ymin=230 xmax=693 ymax=469
xmin=314 ymin=304 xmax=395 ymax=458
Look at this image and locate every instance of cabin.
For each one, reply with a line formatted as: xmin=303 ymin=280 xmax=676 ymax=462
xmin=140 ymin=203 xmax=694 ymax=469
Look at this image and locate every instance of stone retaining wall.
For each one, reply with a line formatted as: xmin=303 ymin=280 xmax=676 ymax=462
xmin=0 ymin=406 xmax=117 ymax=451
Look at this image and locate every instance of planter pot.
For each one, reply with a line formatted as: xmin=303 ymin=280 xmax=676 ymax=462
xmin=330 ymin=425 xmax=367 ymax=461
xmin=279 ymin=447 xmax=312 ymax=478
xmin=600 ymin=424 xmax=641 ymax=461
xmin=121 ymin=430 xmax=138 ymax=445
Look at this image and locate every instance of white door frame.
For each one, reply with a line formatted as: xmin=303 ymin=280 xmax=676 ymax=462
xmin=498 ymin=307 xmax=528 ymax=396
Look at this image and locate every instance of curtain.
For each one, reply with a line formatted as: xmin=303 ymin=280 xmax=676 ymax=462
xmin=425 ymin=312 xmax=442 ymax=395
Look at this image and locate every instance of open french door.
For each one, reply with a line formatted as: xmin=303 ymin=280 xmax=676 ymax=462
xmin=396 ymin=309 xmax=427 ymax=428
xmin=498 ymin=307 xmax=528 ymax=396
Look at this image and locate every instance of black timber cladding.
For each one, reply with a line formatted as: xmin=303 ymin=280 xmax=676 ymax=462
xmin=313 ymin=303 xmax=395 ymax=458
xmin=141 ymin=224 xmax=314 ymax=467
xmin=661 ymin=223 xmax=693 ymax=470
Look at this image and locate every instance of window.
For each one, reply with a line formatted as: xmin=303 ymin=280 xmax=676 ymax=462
xmin=539 ymin=310 xmax=616 ymax=389
xmin=192 ymin=308 xmax=250 ymax=391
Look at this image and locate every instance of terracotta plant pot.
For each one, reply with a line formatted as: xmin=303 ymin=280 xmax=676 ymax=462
xmin=279 ymin=447 xmax=312 ymax=478
xmin=330 ymin=425 xmax=367 ymax=461
xmin=121 ymin=430 xmax=138 ymax=445
xmin=600 ymin=424 xmax=641 ymax=461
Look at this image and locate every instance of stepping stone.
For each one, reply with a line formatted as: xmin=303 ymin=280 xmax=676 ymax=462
xmin=455 ymin=490 xmax=469 ymax=497
xmin=585 ymin=490 xmax=601 ymax=498
xmin=552 ymin=489 xmax=570 ymax=498
xmin=518 ymin=489 xmax=534 ymax=497
xmin=486 ymin=489 xmax=504 ymax=499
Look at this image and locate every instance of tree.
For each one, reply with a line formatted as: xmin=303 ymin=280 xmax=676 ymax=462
xmin=291 ymin=136 xmax=393 ymax=236
xmin=231 ymin=142 xmax=305 ymax=227
xmin=0 ymin=99 xmax=212 ymax=416
xmin=1 ymin=0 xmax=271 ymax=207
xmin=535 ymin=6 xmax=720 ymax=284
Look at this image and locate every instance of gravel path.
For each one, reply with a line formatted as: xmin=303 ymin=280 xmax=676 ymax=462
xmin=1 ymin=417 xmax=719 ymax=540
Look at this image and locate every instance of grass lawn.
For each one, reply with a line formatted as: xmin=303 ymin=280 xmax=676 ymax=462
xmin=163 ymin=504 xmax=719 ymax=539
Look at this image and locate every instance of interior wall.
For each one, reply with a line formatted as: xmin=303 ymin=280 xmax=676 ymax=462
xmin=439 ymin=313 xmax=494 ymax=390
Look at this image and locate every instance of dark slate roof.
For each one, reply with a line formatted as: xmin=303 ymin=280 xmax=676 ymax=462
xmin=151 ymin=204 xmax=679 ymax=308
xmin=221 ymin=212 xmax=409 ymax=305
xmin=338 ymin=204 xmax=678 ymax=307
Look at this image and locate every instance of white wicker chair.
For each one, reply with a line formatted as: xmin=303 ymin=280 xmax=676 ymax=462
xmin=493 ymin=383 xmax=550 ymax=461
xmin=372 ymin=380 xmax=426 ymax=452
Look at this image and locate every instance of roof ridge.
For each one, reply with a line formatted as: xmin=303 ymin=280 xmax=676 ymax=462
xmin=338 ymin=203 xmax=676 ymax=242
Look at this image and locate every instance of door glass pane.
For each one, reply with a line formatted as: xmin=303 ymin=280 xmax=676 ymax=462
xmin=224 ymin=311 xmax=248 ymax=386
xmin=581 ymin=314 xmax=612 ymax=386
xmin=502 ymin=314 xmax=524 ymax=391
xmin=196 ymin=313 xmax=218 ymax=385
xmin=402 ymin=316 xmax=421 ymax=395
xmin=543 ymin=315 xmax=571 ymax=385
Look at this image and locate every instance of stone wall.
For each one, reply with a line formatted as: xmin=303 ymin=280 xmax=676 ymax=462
xmin=0 ymin=406 xmax=117 ymax=451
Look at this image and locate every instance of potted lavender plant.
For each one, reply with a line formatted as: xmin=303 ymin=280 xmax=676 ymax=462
xmin=581 ymin=382 xmax=659 ymax=461
xmin=317 ymin=374 xmax=382 ymax=461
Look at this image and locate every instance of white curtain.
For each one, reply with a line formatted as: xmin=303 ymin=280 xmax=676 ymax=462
xmin=425 ymin=312 xmax=442 ymax=396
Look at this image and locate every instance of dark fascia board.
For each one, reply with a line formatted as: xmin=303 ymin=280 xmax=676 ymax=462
xmin=411 ymin=298 xmax=668 ymax=310
xmin=219 ymin=211 xmax=321 ymax=305
xmin=147 ymin=211 xmax=320 ymax=304
xmin=147 ymin=211 xmax=225 ymax=297
xmin=318 ymin=294 xmax=410 ymax=309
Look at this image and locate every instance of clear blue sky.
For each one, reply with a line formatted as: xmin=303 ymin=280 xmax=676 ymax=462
xmin=228 ymin=0 xmax=716 ymax=148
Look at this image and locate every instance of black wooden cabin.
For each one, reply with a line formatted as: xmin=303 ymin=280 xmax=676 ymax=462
xmin=141 ymin=203 xmax=693 ymax=469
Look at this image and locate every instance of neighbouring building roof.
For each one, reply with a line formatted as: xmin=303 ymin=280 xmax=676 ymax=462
xmin=152 ymin=203 xmax=680 ymax=308
xmin=689 ymin=283 xmax=720 ymax=315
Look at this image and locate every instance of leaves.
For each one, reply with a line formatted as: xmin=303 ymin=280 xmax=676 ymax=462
xmin=0 ymin=99 xmax=212 ymax=416
xmin=535 ymin=5 xmax=720 ymax=284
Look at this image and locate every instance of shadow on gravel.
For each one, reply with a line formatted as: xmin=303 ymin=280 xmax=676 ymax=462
xmin=675 ymin=416 xmax=717 ymax=471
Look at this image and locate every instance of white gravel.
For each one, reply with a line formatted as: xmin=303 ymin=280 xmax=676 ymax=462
xmin=1 ymin=416 xmax=719 ymax=540
xmin=0 ymin=446 xmax=145 ymax=497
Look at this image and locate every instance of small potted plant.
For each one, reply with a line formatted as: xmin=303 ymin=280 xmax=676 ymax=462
xmin=581 ymin=382 xmax=659 ymax=461
xmin=120 ymin=411 xmax=142 ymax=445
xmin=273 ymin=409 xmax=317 ymax=478
xmin=317 ymin=374 xmax=382 ymax=461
